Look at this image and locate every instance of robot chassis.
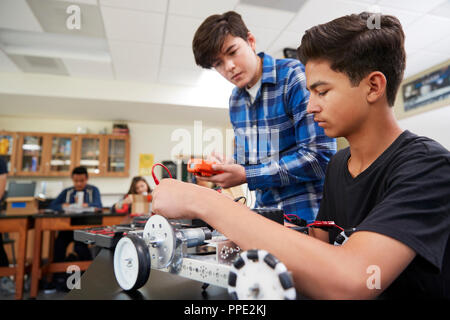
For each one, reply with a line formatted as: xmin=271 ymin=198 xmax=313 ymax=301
xmin=113 ymin=214 xmax=297 ymax=300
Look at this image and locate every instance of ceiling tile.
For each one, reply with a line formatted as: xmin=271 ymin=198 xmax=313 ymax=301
xmin=63 ymin=58 xmax=114 ymax=79
xmin=266 ymin=30 xmax=302 ymax=55
xmin=287 ymin=0 xmax=368 ymax=33
xmin=426 ymin=35 xmax=450 ymax=55
xmin=99 ymin=0 xmax=168 ymax=13
xmin=378 ymin=0 xmax=447 ymax=14
xmin=0 ymin=0 xmax=43 ymax=32
xmin=101 ymin=6 xmax=165 ymax=44
xmin=0 ymin=49 xmax=20 ymax=72
xmin=158 ymin=66 xmax=203 ymax=87
xmin=160 ymin=45 xmax=197 ymax=69
xmin=375 ymin=5 xmax=422 ymax=28
xmin=246 ymin=25 xmax=282 ymax=52
xmin=234 ymin=3 xmax=296 ymax=30
xmin=164 ymin=15 xmax=204 ymax=46
xmin=169 ymin=0 xmax=239 ymax=19
xmin=109 ymin=40 xmax=160 ymax=82
xmin=429 ymin=1 xmax=450 ymax=18
xmin=404 ymin=14 xmax=450 ymax=53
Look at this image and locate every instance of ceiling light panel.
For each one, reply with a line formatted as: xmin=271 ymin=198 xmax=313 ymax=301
xmin=0 ymin=29 xmax=111 ymax=62
xmin=8 ymin=54 xmax=69 ymax=75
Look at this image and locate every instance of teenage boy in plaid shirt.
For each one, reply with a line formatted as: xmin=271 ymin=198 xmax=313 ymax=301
xmin=193 ymin=11 xmax=336 ymax=222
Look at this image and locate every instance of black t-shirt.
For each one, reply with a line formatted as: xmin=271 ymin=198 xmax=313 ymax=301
xmin=317 ymin=130 xmax=450 ymax=299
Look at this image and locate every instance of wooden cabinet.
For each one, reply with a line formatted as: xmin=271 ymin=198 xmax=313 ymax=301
xmin=76 ymin=134 xmax=104 ymax=176
xmin=46 ymin=134 xmax=76 ymax=176
xmin=11 ymin=132 xmax=129 ymax=177
xmin=75 ymin=134 xmax=130 ymax=177
xmin=16 ymin=132 xmax=46 ymax=176
xmin=0 ymin=131 xmax=18 ymax=176
xmin=104 ymin=135 xmax=130 ymax=177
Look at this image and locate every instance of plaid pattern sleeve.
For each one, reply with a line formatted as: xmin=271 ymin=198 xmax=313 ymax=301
xmin=229 ymin=53 xmax=336 ymax=221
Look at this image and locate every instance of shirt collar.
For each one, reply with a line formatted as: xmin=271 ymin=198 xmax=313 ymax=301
xmin=259 ymin=52 xmax=277 ymax=85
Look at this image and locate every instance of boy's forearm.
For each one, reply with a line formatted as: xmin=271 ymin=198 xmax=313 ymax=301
xmin=193 ymin=189 xmax=368 ymax=299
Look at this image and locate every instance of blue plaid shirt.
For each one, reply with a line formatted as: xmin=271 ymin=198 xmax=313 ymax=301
xmin=229 ymin=52 xmax=336 ymax=222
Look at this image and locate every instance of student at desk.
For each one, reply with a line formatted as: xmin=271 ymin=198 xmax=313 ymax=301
xmin=49 ymin=166 xmax=103 ymax=263
xmin=112 ymin=176 xmax=152 ymax=215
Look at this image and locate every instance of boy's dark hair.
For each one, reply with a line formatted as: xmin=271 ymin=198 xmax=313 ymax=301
xmin=297 ymin=12 xmax=406 ymax=106
xmin=193 ymin=11 xmax=249 ymax=69
xmin=72 ymin=166 xmax=88 ymax=178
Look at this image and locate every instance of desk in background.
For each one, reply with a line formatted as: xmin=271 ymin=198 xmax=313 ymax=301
xmin=30 ymin=211 xmax=126 ymax=299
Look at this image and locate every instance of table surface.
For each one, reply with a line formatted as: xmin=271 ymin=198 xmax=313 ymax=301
xmin=65 ymin=248 xmax=230 ymax=300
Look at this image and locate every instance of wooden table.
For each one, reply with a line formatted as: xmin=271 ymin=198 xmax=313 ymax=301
xmin=29 ymin=211 xmax=126 ymax=299
xmin=0 ymin=213 xmax=34 ymax=300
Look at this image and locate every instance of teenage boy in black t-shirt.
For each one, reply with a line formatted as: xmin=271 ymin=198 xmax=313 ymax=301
xmin=150 ymin=13 xmax=450 ymax=299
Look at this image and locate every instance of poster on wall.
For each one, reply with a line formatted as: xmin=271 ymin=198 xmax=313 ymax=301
xmin=402 ymin=64 xmax=450 ymax=112
xmin=138 ymin=153 xmax=154 ymax=176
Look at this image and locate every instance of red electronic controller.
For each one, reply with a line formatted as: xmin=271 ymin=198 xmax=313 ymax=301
xmin=187 ymin=159 xmax=224 ymax=177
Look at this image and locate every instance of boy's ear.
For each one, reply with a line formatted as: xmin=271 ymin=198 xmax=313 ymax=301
xmin=366 ymin=71 xmax=387 ymax=104
xmin=247 ymin=32 xmax=256 ymax=51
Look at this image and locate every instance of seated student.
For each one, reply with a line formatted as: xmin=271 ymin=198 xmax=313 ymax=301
xmin=50 ymin=166 xmax=103 ymax=263
xmin=113 ymin=176 xmax=152 ymax=215
xmin=151 ymin=13 xmax=450 ymax=299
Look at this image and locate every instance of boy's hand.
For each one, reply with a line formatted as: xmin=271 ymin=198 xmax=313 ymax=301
xmin=152 ymin=179 xmax=213 ymax=220
xmin=207 ymin=151 xmax=234 ymax=165
xmin=196 ymin=163 xmax=246 ymax=188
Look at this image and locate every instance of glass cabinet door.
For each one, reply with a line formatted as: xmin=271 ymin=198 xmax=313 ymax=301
xmin=107 ymin=138 xmax=126 ymax=173
xmin=79 ymin=137 xmax=101 ymax=175
xmin=0 ymin=132 xmax=16 ymax=175
xmin=49 ymin=136 xmax=73 ymax=174
xmin=20 ymin=135 xmax=44 ymax=174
